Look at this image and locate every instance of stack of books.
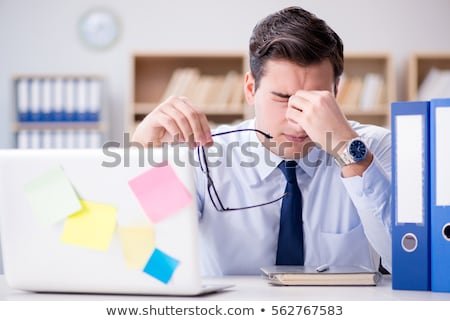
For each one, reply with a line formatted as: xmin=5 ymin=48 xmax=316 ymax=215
xmin=417 ymin=68 xmax=450 ymax=100
xmin=337 ymin=73 xmax=386 ymax=114
xmin=159 ymin=68 xmax=244 ymax=113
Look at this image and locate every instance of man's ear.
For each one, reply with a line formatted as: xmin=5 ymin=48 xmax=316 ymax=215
xmin=334 ymin=78 xmax=340 ymax=97
xmin=244 ymin=72 xmax=256 ymax=105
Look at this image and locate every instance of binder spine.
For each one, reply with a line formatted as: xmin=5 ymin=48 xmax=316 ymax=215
xmin=16 ymin=78 xmax=30 ymax=122
xmin=430 ymin=98 xmax=450 ymax=292
xmin=391 ymin=100 xmax=431 ymax=291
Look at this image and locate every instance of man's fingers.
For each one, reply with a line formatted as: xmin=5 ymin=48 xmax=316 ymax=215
xmin=173 ymin=98 xmax=212 ymax=146
xmin=157 ymin=112 xmax=186 ymax=142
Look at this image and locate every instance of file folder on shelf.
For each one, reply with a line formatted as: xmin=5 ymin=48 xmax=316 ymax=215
xmin=14 ymin=75 xmax=105 ymax=149
xmin=16 ymin=78 xmax=30 ymax=122
xmin=430 ymin=98 xmax=450 ymax=292
xmin=391 ymin=100 xmax=430 ymax=291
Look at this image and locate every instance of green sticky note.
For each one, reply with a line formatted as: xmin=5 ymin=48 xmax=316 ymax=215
xmin=118 ymin=226 xmax=155 ymax=269
xmin=24 ymin=166 xmax=82 ymax=225
xmin=61 ymin=200 xmax=117 ymax=251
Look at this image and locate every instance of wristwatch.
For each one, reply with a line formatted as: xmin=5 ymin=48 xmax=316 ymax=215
xmin=334 ymin=138 xmax=368 ymax=167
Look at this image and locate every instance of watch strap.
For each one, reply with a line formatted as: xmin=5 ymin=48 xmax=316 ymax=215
xmin=334 ymin=137 xmax=366 ymax=168
xmin=334 ymin=151 xmax=355 ymax=167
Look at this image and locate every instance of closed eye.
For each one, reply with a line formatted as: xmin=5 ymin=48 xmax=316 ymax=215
xmin=271 ymin=91 xmax=291 ymax=104
xmin=271 ymin=91 xmax=291 ymax=100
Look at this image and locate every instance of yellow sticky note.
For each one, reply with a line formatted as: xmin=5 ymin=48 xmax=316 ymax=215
xmin=118 ymin=226 xmax=155 ymax=269
xmin=61 ymin=200 xmax=117 ymax=251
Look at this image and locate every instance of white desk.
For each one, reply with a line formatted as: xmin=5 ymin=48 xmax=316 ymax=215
xmin=1 ymin=275 xmax=449 ymax=301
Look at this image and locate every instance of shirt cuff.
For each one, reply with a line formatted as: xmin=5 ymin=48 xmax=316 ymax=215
xmin=341 ymin=157 xmax=391 ymax=210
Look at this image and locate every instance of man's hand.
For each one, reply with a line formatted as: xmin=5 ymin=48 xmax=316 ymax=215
xmin=132 ymin=96 xmax=213 ymax=147
xmin=286 ymin=90 xmax=373 ymax=177
xmin=286 ymin=90 xmax=357 ymax=155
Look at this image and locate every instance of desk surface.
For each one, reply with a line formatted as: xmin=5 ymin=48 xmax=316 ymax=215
xmin=1 ymin=275 xmax=449 ymax=301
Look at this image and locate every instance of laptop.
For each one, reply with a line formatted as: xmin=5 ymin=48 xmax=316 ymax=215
xmin=0 ymin=147 xmax=231 ymax=296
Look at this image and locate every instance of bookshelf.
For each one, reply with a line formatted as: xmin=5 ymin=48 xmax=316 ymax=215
xmin=13 ymin=75 xmax=107 ymax=149
xmin=130 ymin=52 xmax=396 ymax=131
xmin=337 ymin=53 xmax=396 ymax=128
xmin=130 ymin=52 xmax=249 ymax=132
xmin=408 ymin=53 xmax=450 ymax=101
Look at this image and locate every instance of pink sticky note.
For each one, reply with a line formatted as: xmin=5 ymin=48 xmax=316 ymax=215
xmin=128 ymin=165 xmax=192 ymax=223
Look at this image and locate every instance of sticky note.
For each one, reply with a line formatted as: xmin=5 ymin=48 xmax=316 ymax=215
xmin=61 ymin=200 xmax=117 ymax=251
xmin=143 ymin=248 xmax=180 ymax=284
xmin=128 ymin=165 xmax=192 ymax=223
xmin=24 ymin=166 xmax=82 ymax=225
xmin=118 ymin=226 xmax=155 ymax=269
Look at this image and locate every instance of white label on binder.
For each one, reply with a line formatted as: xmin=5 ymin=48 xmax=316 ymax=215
xmin=17 ymin=79 xmax=29 ymax=112
xmin=42 ymin=79 xmax=52 ymax=113
xmin=54 ymin=78 xmax=63 ymax=112
xmin=89 ymin=80 xmax=100 ymax=112
xmin=65 ymin=79 xmax=75 ymax=112
xmin=436 ymin=107 xmax=450 ymax=206
xmin=54 ymin=131 xmax=65 ymax=149
xmin=395 ymin=115 xmax=424 ymax=224
xmin=65 ymin=129 xmax=77 ymax=148
xmin=30 ymin=79 xmax=40 ymax=112
xmin=88 ymin=130 xmax=102 ymax=148
xmin=17 ymin=130 xmax=29 ymax=149
xmin=30 ymin=130 xmax=41 ymax=149
xmin=77 ymin=79 xmax=88 ymax=113
xmin=77 ymin=129 xmax=88 ymax=148
xmin=42 ymin=130 xmax=53 ymax=148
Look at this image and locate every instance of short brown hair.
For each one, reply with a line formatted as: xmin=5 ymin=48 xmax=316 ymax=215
xmin=249 ymin=6 xmax=344 ymax=90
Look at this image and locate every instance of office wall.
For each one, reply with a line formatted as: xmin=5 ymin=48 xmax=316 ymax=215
xmin=1 ymin=0 xmax=450 ymax=149
xmin=0 ymin=0 xmax=450 ymax=273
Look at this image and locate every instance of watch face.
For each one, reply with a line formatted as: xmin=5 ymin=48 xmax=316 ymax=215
xmin=348 ymin=139 xmax=367 ymax=161
xmin=78 ymin=8 xmax=120 ymax=50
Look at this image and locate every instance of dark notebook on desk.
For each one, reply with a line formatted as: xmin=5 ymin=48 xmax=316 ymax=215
xmin=261 ymin=265 xmax=382 ymax=286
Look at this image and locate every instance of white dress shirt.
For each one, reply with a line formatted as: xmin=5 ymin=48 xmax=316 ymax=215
xmin=194 ymin=119 xmax=392 ymax=276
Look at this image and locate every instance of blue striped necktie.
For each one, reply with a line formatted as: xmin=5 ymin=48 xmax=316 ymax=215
xmin=276 ymin=160 xmax=304 ymax=265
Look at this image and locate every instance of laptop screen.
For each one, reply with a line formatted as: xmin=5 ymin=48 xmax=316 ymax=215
xmin=0 ymin=147 xmax=208 ymax=295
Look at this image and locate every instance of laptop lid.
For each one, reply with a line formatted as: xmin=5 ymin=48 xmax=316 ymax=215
xmin=0 ymin=147 xmax=223 ymax=296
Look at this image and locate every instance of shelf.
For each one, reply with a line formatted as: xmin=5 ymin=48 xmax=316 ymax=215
xmin=338 ymin=53 xmax=396 ymax=128
xmin=345 ymin=110 xmax=389 ymax=117
xmin=130 ymin=52 xmax=248 ymax=131
xmin=13 ymin=122 xmax=106 ymax=131
xmin=12 ymin=75 xmax=107 ymax=148
xmin=130 ymin=52 xmax=396 ymax=130
xmin=133 ymin=102 xmax=246 ymax=116
xmin=408 ymin=52 xmax=450 ymax=100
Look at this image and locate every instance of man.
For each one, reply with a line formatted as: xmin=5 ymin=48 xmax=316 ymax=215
xmin=132 ymin=6 xmax=392 ymax=276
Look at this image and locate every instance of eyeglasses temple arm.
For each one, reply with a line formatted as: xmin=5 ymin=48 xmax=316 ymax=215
xmin=211 ymin=129 xmax=272 ymax=139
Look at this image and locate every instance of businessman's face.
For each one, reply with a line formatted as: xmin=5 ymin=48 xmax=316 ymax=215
xmin=244 ymin=58 xmax=336 ymax=159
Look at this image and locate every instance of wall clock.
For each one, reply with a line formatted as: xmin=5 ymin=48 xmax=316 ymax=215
xmin=78 ymin=8 xmax=121 ymax=50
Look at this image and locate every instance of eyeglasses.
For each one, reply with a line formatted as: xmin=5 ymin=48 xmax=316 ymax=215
xmin=197 ymin=128 xmax=287 ymax=212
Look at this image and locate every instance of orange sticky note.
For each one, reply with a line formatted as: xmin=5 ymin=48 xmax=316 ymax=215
xmin=128 ymin=165 xmax=192 ymax=223
xmin=118 ymin=226 xmax=155 ymax=269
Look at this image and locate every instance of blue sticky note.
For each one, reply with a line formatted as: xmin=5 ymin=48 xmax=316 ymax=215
xmin=143 ymin=248 xmax=180 ymax=284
